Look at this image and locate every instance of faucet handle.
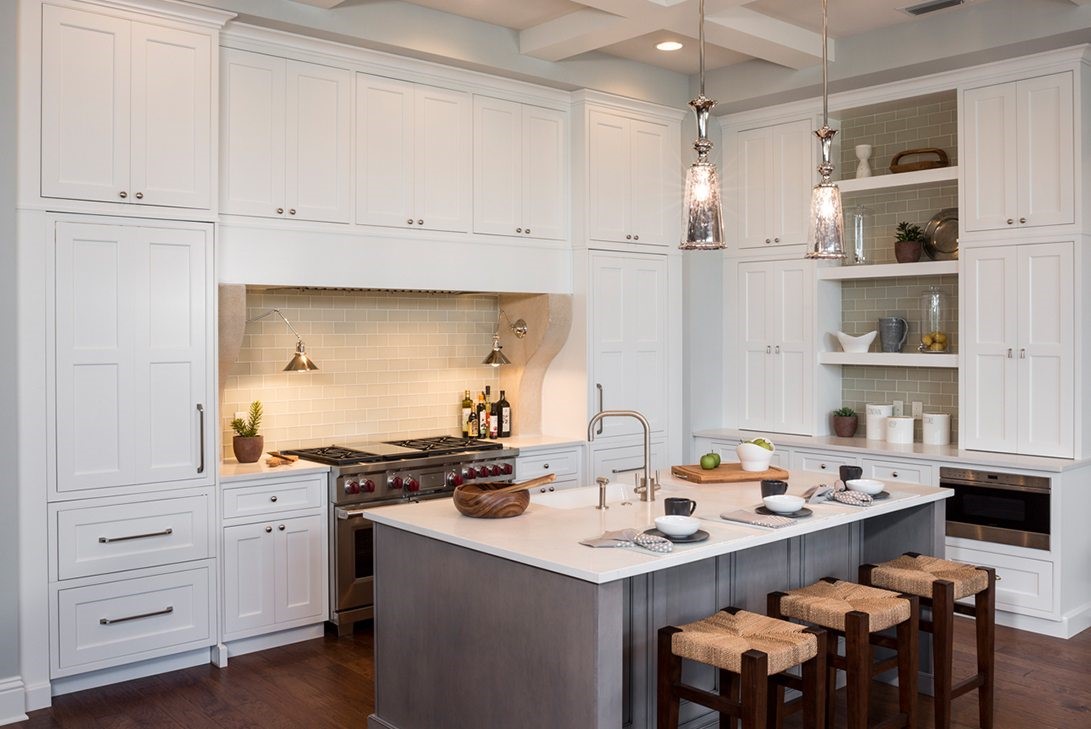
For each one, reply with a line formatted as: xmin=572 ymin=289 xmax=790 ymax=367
xmin=596 ymin=476 xmax=609 ymax=486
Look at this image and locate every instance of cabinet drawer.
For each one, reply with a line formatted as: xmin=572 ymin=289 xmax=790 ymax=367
xmin=528 ymin=477 xmax=580 ymax=494
xmin=55 ymin=566 xmax=211 ymax=673
xmin=792 ymin=450 xmax=859 ymax=475
xmin=55 ymin=494 xmax=210 ymax=580
xmin=222 ymin=477 xmax=325 ymax=519
xmin=946 ymin=543 xmax=1053 ymax=613
xmin=516 ymin=449 xmax=580 ymax=479
xmin=590 ymin=442 xmax=666 ymax=481
xmin=863 ymin=459 xmax=934 ymax=486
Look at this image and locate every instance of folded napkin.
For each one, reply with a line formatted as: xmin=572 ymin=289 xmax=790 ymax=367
xmin=801 ymin=482 xmax=873 ymax=507
xmin=832 ymin=490 xmax=873 ymax=506
xmin=719 ymin=509 xmax=795 ymax=528
xmin=579 ymin=529 xmax=673 ymax=553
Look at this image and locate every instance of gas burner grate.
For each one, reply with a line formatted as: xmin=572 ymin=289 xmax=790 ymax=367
xmin=281 ymin=446 xmax=387 ymax=466
xmin=384 ymin=436 xmax=504 ymax=454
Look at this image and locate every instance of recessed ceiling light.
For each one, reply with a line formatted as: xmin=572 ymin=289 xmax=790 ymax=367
xmin=656 ymin=41 xmax=684 ymax=52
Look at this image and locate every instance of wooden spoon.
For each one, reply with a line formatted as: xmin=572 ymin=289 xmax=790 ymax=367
xmin=463 ymin=473 xmax=556 ymax=495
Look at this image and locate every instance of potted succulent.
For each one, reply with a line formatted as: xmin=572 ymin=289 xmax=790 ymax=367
xmin=231 ymin=400 xmax=264 ymax=463
xmin=894 ymin=221 xmax=924 ymax=263
xmin=832 ymin=407 xmax=859 ymax=438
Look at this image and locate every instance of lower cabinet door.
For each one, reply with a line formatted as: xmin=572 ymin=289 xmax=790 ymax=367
xmin=274 ymin=514 xmax=326 ymax=624
xmin=946 ymin=542 xmax=1054 ymax=614
xmin=223 ymin=523 xmax=276 ymax=637
xmin=55 ymin=565 xmax=211 ymax=674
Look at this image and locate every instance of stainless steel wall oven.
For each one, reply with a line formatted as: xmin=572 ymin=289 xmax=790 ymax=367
xmin=939 ymin=467 xmax=1050 ymax=550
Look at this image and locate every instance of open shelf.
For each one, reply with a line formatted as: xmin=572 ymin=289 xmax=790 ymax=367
xmin=819 ymin=352 xmax=958 ymax=368
xmin=836 ymin=166 xmax=958 ymax=194
xmin=817 ymin=260 xmax=958 ymax=280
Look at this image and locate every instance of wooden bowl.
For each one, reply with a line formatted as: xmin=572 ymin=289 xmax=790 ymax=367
xmin=453 ymin=484 xmax=530 ymax=518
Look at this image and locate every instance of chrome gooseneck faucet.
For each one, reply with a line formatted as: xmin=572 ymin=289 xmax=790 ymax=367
xmin=587 ymin=410 xmax=659 ymax=502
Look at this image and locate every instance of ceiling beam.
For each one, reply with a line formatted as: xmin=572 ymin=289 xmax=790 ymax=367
xmin=520 ymin=8 xmax=654 ymax=61
xmin=286 ymin=0 xmax=347 ymax=8
xmin=695 ymin=6 xmax=827 ymax=69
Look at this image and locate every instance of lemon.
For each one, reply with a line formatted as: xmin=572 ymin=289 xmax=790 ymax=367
xmin=922 ymin=334 xmax=934 ymax=346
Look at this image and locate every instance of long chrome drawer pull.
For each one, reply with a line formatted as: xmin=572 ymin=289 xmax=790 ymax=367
xmin=100 ymin=606 xmax=174 ymax=625
xmin=98 ymin=528 xmax=174 ymax=543
xmin=336 ymin=508 xmax=371 ymax=520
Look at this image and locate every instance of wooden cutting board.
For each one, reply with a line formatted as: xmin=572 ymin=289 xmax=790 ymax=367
xmin=671 ymin=462 xmax=790 ymax=484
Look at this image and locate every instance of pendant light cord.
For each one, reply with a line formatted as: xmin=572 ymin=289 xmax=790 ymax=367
xmin=821 ymin=0 xmax=829 ymax=126
xmin=699 ymin=0 xmax=706 ymax=96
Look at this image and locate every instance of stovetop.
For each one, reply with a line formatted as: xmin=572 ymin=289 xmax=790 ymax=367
xmin=283 ymin=436 xmax=505 ymax=466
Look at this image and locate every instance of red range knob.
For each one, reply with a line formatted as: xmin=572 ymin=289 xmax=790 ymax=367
xmin=389 ymin=476 xmax=403 ymax=490
xmin=405 ymin=478 xmax=420 ymax=493
xmin=345 ymin=480 xmax=360 ymax=494
xmin=463 ymin=468 xmax=476 ymax=480
xmin=476 ymin=466 xmax=488 ymax=478
xmin=501 ymin=463 xmax=513 ymax=475
xmin=489 ymin=465 xmax=501 ymax=476
xmin=447 ymin=472 xmax=463 ymax=487
xmin=361 ymin=479 xmax=376 ymax=493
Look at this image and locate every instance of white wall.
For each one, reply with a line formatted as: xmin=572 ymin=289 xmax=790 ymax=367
xmin=0 ymin=0 xmax=21 ymax=706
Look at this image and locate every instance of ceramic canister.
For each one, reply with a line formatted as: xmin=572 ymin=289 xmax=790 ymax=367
xmin=886 ymin=416 xmax=915 ymax=444
xmin=922 ymin=412 xmax=951 ymax=445
xmin=865 ymin=403 xmax=893 ymax=441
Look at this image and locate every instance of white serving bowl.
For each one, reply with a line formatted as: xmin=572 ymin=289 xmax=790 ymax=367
xmin=762 ymin=494 xmax=804 ymax=514
xmin=845 ymin=478 xmax=884 ymax=495
xmin=736 ymin=442 xmax=775 ymax=472
xmin=835 ymin=330 xmax=878 ymax=353
xmin=654 ymin=515 xmax=701 ymax=537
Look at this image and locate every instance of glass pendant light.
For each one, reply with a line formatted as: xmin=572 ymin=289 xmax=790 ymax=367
xmin=679 ymin=0 xmax=725 ymax=250
xmin=805 ymin=0 xmax=846 ymax=260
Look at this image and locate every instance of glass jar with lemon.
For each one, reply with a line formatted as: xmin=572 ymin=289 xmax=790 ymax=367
xmin=918 ymin=286 xmax=949 ymax=352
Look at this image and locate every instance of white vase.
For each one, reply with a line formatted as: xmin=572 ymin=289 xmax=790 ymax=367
xmin=855 ymin=144 xmax=873 ymax=178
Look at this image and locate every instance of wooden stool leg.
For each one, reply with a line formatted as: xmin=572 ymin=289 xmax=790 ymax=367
xmin=722 ymin=668 xmax=740 ymax=729
xmin=976 ymin=568 xmax=996 ymax=729
xmin=657 ymin=627 xmax=682 ymax=729
xmin=765 ymin=679 xmax=783 ymax=729
xmin=802 ymin=628 xmax=828 ymax=729
xmin=826 ymin=631 xmax=838 ymax=729
xmin=741 ymin=650 xmax=769 ymax=729
xmin=932 ymin=581 xmax=955 ymax=729
xmin=897 ymin=595 xmax=920 ymax=729
xmin=844 ymin=611 xmax=871 ymax=729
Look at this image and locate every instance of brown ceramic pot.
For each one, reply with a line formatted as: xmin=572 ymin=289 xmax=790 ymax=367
xmin=233 ymin=435 xmax=264 ymax=463
xmin=832 ymin=415 xmax=859 ymax=438
xmin=894 ymin=239 xmax=923 ymax=263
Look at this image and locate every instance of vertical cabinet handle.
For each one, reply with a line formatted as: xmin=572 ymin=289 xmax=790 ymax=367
xmin=1007 ymin=348 xmax=1013 ymax=359
xmin=196 ymin=404 xmax=205 ymax=474
xmin=774 ymin=345 xmax=781 ymax=354
xmin=766 ymin=345 xmax=772 ymax=354
xmin=595 ymin=383 xmax=604 ymax=434
xmin=1020 ymin=348 xmax=1026 ymax=359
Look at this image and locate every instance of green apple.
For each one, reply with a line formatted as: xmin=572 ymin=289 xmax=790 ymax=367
xmin=710 ymin=452 xmax=721 ymax=467
xmin=748 ymin=438 xmax=774 ymax=451
xmin=699 ymin=453 xmax=718 ymax=470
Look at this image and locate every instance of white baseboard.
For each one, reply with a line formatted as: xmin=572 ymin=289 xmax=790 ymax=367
xmin=0 ymin=678 xmax=28 ymax=726
xmin=223 ymin=624 xmax=325 ymax=662
xmin=995 ymin=604 xmax=1091 ymax=639
xmin=23 ymin=679 xmax=51 ymax=713
xmin=51 ymin=648 xmax=211 ymax=697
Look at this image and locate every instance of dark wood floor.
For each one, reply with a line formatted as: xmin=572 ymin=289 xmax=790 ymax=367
xmin=16 ymin=618 xmax=1089 ymax=728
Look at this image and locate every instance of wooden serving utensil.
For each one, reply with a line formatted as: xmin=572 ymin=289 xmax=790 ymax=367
xmin=452 ymin=474 xmax=557 ymax=518
xmin=481 ymin=473 xmax=556 ymax=494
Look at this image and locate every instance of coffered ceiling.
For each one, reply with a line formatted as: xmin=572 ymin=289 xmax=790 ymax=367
xmin=290 ymin=0 xmax=1001 ymax=73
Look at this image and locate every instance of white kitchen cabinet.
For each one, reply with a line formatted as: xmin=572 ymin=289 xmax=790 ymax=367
xmin=473 ymin=97 xmax=566 ymax=240
xmin=962 ymin=72 xmax=1074 ymax=234
xmin=589 ymin=441 xmax=667 ymax=484
xmin=587 ymin=110 xmax=675 ymax=247
xmin=222 ymin=514 xmax=326 ymax=639
xmin=792 ymin=450 xmax=859 ymax=476
xmin=515 ymin=445 xmax=583 ymax=492
xmin=736 ymin=259 xmax=814 ymax=434
xmin=53 ymin=220 xmax=213 ymax=496
xmin=41 ymin=4 xmax=212 ymax=209
xmin=221 ymin=49 xmax=352 ymax=222
xmin=734 ymin=119 xmax=813 ymax=249
xmin=962 ymin=242 xmax=1074 ymax=457
xmin=589 ymin=252 xmax=669 ymax=439
xmin=356 ymin=74 xmax=470 ymax=232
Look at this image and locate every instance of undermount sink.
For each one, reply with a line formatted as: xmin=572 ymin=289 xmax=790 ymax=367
xmin=531 ymin=483 xmax=632 ymax=510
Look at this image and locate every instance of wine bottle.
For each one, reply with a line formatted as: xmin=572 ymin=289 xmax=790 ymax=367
xmin=486 ymin=385 xmax=498 ymax=439
xmin=476 ymin=392 xmax=487 ymax=438
xmin=466 ymin=405 xmax=478 ymax=439
xmin=498 ymin=390 xmax=511 ymax=438
xmin=461 ymin=390 xmax=473 ymax=436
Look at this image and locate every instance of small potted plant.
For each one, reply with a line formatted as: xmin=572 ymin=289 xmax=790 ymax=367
xmin=832 ymin=407 xmax=859 ymax=438
xmin=894 ymin=221 xmax=924 ymax=263
xmin=231 ymin=400 xmax=264 ymax=463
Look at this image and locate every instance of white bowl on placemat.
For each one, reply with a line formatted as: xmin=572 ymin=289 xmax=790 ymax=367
xmin=654 ymin=515 xmax=701 ymax=537
xmin=762 ymin=495 xmax=804 ymax=514
xmin=845 ymin=478 xmax=884 ymax=495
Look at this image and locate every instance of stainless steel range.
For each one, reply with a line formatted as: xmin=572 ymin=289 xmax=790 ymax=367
xmin=283 ymin=436 xmax=518 ymax=635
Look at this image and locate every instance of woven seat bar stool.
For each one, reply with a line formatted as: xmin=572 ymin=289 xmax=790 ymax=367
xmin=657 ymin=607 xmax=828 ymax=729
xmin=769 ymin=577 xmax=919 ymax=729
xmin=860 ymin=552 xmax=996 ymax=729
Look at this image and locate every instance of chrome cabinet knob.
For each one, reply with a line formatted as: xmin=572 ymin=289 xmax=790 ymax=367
xmin=525 ymin=228 xmax=531 ymax=234
xmin=774 ymin=237 xmax=780 ymax=243
xmin=892 ymin=472 xmax=899 ymax=478
xmin=820 ymin=464 xmax=827 ymax=470
xmin=1006 ymin=218 xmax=1014 ymax=225
xmin=276 ymin=208 xmax=284 ymax=215
xmin=407 ymin=219 xmax=414 ymax=224
xmin=289 ymin=209 xmax=296 ymax=215
xmin=1019 ymin=217 xmax=1026 ymax=224
xmin=417 ymin=219 xmax=423 ymax=225
xmin=119 ymin=191 xmax=128 ymax=199
xmin=633 ymin=234 xmax=639 ymax=240
xmin=516 ymin=227 xmax=522 ymax=233
xmin=270 ymin=495 xmax=278 ymax=502
xmin=265 ymin=526 xmax=272 ymax=533
xmin=765 ymin=238 xmax=771 ymax=244
xmin=135 ymin=192 xmax=144 ymax=200
xmin=626 ymin=234 xmax=632 ymax=240
xmin=278 ymin=524 xmax=286 ymax=531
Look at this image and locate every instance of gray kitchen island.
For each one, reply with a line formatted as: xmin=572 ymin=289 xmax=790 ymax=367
xmin=365 ymin=473 xmax=950 ymax=729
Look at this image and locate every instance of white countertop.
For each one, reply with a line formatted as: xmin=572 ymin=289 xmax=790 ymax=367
xmin=365 ymin=472 xmax=951 ymax=584
xmin=495 ymin=434 xmax=585 ymax=451
xmin=220 ymin=458 xmax=331 ymax=483
xmin=693 ymin=428 xmax=1091 ymax=473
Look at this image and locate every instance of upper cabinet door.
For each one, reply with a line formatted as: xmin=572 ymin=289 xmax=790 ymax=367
xmin=963 ymin=82 xmax=1018 ymax=233
xmin=473 ymin=96 xmax=523 ymax=237
xmin=413 ymin=85 xmax=471 ymax=232
xmin=220 ymin=49 xmax=286 ymax=218
xmin=770 ymin=120 xmax=812 ymax=247
xmin=355 ymin=75 xmax=414 ymax=228
xmin=129 ymin=23 xmax=211 ymax=209
xmin=736 ymin=127 xmax=771 ymax=248
xmin=522 ymin=105 xmax=567 ymax=241
xmin=1017 ymin=242 xmax=1074 ymax=457
xmin=285 ymin=60 xmax=352 ymax=223
xmin=41 ymin=5 xmax=131 ymax=203
xmin=587 ymin=111 xmax=631 ymax=243
xmin=629 ymin=119 xmax=672 ymax=247
xmin=961 ymin=246 xmax=1019 ymax=452
xmin=1016 ymin=73 xmax=1074 ymax=229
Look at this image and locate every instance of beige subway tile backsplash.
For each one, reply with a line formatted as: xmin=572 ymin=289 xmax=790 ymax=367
xmin=222 ymin=290 xmax=500 ymax=460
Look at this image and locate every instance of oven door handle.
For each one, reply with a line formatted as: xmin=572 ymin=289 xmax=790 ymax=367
xmin=941 ymin=481 xmax=1051 ymax=495
xmin=336 ymin=507 xmax=373 ymax=520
